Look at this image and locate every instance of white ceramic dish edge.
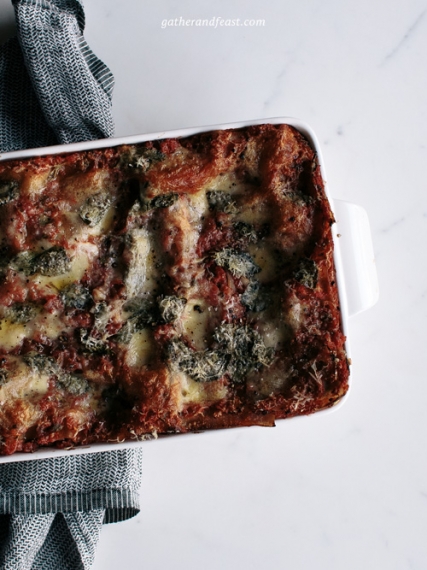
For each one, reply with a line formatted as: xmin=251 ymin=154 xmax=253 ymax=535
xmin=0 ymin=117 xmax=378 ymax=462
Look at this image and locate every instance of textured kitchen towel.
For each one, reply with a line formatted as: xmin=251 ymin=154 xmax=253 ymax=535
xmin=0 ymin=0 xmax=114 ymax=152
xmin=0 ymin=1 xmax=143 ymax=569
xmin=0 ymin=451 xmax=143 ymax=570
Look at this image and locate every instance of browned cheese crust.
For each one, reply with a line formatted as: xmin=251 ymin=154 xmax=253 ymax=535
xmin=0 ymin=124 xmax=349 ymax=455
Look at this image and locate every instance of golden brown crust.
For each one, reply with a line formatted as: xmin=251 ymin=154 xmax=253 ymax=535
xmin=0 ymin=124 xmax=349 ymax=455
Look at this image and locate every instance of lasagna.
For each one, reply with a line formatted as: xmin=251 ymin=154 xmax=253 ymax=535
xmin=0 ymin=124 xmax=349 ymax=455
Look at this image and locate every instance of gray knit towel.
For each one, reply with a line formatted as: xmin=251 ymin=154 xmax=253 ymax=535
xmin=1 ymin=0 xmax=115 ymax=152
xmin=0 ymin=1 xmax=143 ymax=569
xmin=0 ymin=451 xmax=143 ymax=569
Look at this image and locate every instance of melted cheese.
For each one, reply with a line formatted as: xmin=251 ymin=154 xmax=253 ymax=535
xmin=286 ymin=295 xmax=310 ymax=333
xmin=175 ymin=370 xmax=228 ymax=408
xmin=257 ymin=316 xmax=286 ymax=349
xmin=125 ymin=228 xmax=159 ymax=298
xmin=62 ymin=169 xmax=112 ymax=203
xmin=247 ymin=364 xmax=292 ymax=399
xmin=35 ymin=311 xmax=67 ymax=341
xmin=247 ymin=243 xmax=276 ymax=283
xmin=0 ymin=311 xmax=66 ymax=350
xmin=23 ymin=169 xmax=51 ymax=197
xmin=125 ymin=329 xmax=154 ymax=368
xmin=0 ymin=359 xmax=49 ymax=405
xmin=0 ymin=321 xmax=27 ymax=350
xmin=287 ymin=302 xmax=302 ymax=330
xmin=173 ymin=197 xmax=200 ymax=257
xmin=64 ymin=203 xmax=116 ymax=240
xmin=206 ymin=172 xmax=241 ymax=194
xmin=181 ymin=298 xmax=211 ymax=350
xmin=236 ymin=200 xmax=270 ymax=225
xmin=205 ymin=174 xmax=270 ymax=225
xmin=188 ymin=189 xmax=209 ymax=221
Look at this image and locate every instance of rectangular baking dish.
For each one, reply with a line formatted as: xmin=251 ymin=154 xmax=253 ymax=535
xmin=0 ymin=117 xmax=378 ymax=463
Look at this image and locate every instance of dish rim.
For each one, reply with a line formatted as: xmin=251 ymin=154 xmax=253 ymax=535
xmin=0 ymin=116 xmax=352 ymax=462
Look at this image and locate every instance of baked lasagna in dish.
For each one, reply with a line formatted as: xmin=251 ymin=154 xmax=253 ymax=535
xmin=0 ymin=124 xmax=349 ymax=455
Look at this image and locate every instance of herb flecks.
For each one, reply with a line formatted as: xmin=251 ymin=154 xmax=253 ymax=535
xmin=241 ymin=281 xmax=269 ymax=312
xmin=294 ymin=258 xmax=318 ymax=289
xmin=125 ymin=147 xmax=165 ymax=171
xmin=167 ymin=324 xmax=274 ymax=383
xmin=61 ymin=284 xmax=92 ymax=310
xmin=58 ymin=373 xmax=89 ymax=396
xmin=79 ymin=193 xmax=111 ymax=227
xmin=5 ymin=302 xmax=37 ymax=324
xmin=0 ymin=180 xmax=19 ymax=206
xmin=14 ymin=247 xmax=72 ymax=277
xmin=158 ymin=296 xmax=187 ymax=324
xmin=167 ymin=340 xmax=227 ymax=383
xmin=234 ymin=221 xmax=257 ymax=243
xmin=207 ymin=190 xmax=238 ymax=214
xmin=213 ymin=248 xmax=260 ymax=279
xmin=78 ymin=329 xmax=109 ymax=354
xmin=213 ymin=324 xmax=274 ymax=380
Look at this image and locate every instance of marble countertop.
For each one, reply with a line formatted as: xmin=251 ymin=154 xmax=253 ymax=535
xmin=1 ymin=0 xmax=426 ymax=568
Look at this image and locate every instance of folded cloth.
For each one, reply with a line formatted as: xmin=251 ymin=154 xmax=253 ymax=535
xmin=0 ymin=451 xmax=143 ymax=569
xmin=0 ymin=0 xmax=115 ymax=152
xmin=0 ymin=1 xmax=143 ymax=569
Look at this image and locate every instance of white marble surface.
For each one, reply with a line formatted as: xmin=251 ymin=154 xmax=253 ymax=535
xmin=1 ymin=0 xmax=427 ymax=568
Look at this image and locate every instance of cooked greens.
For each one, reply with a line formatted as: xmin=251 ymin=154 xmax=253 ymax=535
xmin=34 ymin=247 xmax=71 ymax=276
xmin=167 ymin=339 xmax=228 ymax=382
xmin=241 ymin=281 xmax=269 ymax=312
xmin=61 ymin=283 xmax=92 ymax=310
xmin=234 ymin=221 xmax=257 ymax=243
xmin=5 ymin=302 xmax=37 ymax=324
xmin=125 ymin=147 xmax=165 ymax=171
xmin=294 ymin=257 xmax=318 ymax=289
xmin=24 ymin=353 xmax=59 ymax=376
xmin=116 ymin=298 xmax=158 ymax=342
xmin=0 ymin=369 xmax=9 ymax=386
xmin=140 ymin=192 xmax=178 ymax=212
xmin=79 ymin=193 xmax=111 ymax=227
xmin=58 ymin=373 xmax=89 ymax=396
xmin=166 ymin=323 xmax=274 ymax=383
xmin=0 ymin=180 xmax=19 ymax=206
xmin=24 ymin=352 xmax=89 ymax=395
xmin=124 ymin=298 xmax=157 ymax=329
xmin=206 ymin=190 xmax=237 ymax=214
xmin=213 ymin=323 xmax=274 ymax=380
xmin=213 ymin=248 xmax=260 ymax=279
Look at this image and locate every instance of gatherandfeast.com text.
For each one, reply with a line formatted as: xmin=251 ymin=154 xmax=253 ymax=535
xmin=161 ymin=17 xmax=265 ymax=29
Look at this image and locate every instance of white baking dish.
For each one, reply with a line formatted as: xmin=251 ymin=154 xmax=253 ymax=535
xmin=0 ymin=117 xmax=379 ymax=463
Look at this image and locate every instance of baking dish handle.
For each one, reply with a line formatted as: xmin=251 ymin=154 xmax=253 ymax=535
xmin=331 ymin=199 xmax=379 ymax=317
